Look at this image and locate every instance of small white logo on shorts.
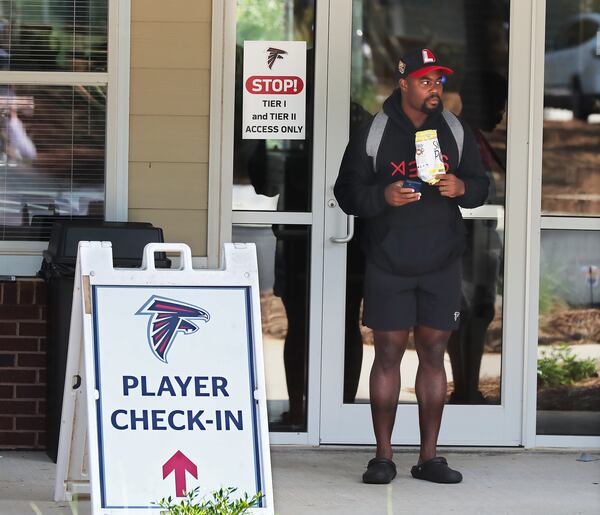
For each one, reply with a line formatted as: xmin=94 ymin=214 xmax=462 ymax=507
xmin=454 ymin=311 xmax=460 ymax=321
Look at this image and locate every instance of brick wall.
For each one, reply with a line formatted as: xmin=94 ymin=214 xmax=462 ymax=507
xmin=0 ymin=279 xmax=47 ymax=449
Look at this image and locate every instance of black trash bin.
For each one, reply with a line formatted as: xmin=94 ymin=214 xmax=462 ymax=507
xmin=39 ymin=220 xmax=171 ymax=462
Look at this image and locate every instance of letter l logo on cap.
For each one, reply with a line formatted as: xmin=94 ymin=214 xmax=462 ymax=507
xmin=422 ymin=49 xmax=436 ymax=64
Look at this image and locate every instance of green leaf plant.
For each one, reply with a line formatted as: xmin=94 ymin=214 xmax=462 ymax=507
xmin=537 ymin=344 xmax=597 ymax=387
xmin=155 ymin=487 xmax=263 ymax=515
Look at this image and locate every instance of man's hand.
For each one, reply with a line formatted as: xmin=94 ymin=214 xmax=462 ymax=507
xmin=436 ymin=174 xmax=465 ymax=198
xmin=384 ymin=181 xmax=421 ymax=207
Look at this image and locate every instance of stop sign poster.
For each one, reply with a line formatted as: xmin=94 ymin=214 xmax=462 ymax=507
xmin=90 ymin=285 xmax=267 ymax=510
xmin=243 ymin=40 xmax=306 ymax=140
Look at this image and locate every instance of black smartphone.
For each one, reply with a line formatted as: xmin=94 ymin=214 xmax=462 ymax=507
xmin=403 ymin=179 xmax=422 ymax=192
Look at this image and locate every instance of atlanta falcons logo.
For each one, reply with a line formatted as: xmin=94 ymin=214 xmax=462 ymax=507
xmin=136 ymin=296 xmax=210 ymax=363
xmin=267 ymin=47 xmax=287 ymax=69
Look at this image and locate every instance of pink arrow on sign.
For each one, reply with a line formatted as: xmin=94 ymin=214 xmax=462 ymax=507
xmin=162 ymin=450 xmax=198 ymax=497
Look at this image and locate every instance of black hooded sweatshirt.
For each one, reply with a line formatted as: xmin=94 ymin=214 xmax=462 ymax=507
xmin=334 ymin=88 xmax=489 ymax=275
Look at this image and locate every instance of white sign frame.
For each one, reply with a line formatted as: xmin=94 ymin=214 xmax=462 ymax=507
xmin=55 ymin=242 xmax=274 ymax=514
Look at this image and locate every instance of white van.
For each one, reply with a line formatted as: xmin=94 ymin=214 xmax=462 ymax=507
xmin=544 ymin=12 xmax=600 ymax=120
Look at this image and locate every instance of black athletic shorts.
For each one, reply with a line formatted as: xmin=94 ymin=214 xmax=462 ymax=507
xmin=363 ymin=258 xmax=462 ymax=331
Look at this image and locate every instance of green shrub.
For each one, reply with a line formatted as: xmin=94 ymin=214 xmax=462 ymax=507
xmin=538 ymin=273 xmax=567 ymax=315
xmin=156 ymin=487 xmax=263 ymax=515
xmin=537 ymin=344 xmax=597 ymax=387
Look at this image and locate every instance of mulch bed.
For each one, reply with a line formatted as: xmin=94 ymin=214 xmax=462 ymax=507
xmin=537 ymin=376 xmax=600 ymax=411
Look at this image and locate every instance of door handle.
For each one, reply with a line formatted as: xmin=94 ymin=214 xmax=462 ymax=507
xmin=330 ymin=214 xmax=354 ymax=243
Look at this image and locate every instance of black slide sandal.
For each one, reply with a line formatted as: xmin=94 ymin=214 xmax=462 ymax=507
xmin=362 ymin=457 xmax=397 ymax=484
xmin=411 ymin=456 xmax=463 ymax=483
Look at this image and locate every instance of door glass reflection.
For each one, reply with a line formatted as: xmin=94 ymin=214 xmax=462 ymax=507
xmin=343 ymin=0 xmax=509 ymax=405
xmin=232 ymin=224 xmax=311 ymax=431
xmin=536 ymin=233 xmax=600 ymax=436
xmin=233 ymin=0 xmax=316 ymax=212
xmin=542 ymin=3 xmax=600 ymax=215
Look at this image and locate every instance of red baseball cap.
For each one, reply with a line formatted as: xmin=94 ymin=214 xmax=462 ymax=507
xmin=397 ymin=48 xmax=454 ymax=78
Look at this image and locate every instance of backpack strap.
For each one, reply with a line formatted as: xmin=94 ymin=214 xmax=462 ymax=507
xmin=442 ymin=109 xmax=464 ymax=166
xmin=366 ymin=111 xmax=388 ymax=172
xmin=366 ymin=109 xmax=464 ymax=172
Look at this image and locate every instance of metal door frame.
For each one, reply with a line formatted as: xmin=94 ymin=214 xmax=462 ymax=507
xmin=523 ymin=0 xmax=600 ymax=449
xmin=319 ymin=0 xmax=533 ymax=445
xmin=210 ymin=0 xmax=332 ymax=445
xmin=208 ymin=0 xmax=600 ymax=448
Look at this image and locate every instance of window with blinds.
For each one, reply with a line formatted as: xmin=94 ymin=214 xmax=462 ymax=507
xmin=0 ymin=0 xmax=108 ymax=72
xmin=0 ymin=0 xmax=108 ymax=241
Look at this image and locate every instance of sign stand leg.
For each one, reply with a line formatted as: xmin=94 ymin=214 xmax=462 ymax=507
xmin=54 ymin=259 xmax=90 ymax=501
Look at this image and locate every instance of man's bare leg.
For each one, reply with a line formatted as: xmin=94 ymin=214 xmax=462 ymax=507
xmin=370 ymin=329 xmax=410 ymax=459
xmin=414 ymin=325 xmax=451 ymax=464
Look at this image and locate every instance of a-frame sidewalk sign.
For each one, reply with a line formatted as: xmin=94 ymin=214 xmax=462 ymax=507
xmin=54 ymin=241 xmax=274 ymax=514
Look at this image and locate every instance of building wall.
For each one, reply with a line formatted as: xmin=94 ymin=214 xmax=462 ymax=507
xmin=128 ymin=0 xmax=212 ymax=256
xmin=1 ymin=0 xmax=215 ymax=450
xmin=0 ymin=280 xmax=47 ymax=449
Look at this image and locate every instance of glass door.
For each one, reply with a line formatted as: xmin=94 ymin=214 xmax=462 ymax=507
xmin=320 ymin=0 xmax=526 ymax=445
xmin=225 ymin=0 xmax=328 ymax=444
xmin=534 ymin=0 xmax=600 ymax=445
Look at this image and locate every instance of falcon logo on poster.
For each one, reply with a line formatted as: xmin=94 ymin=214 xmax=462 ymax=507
xmin=136 ymin=296 xmax=210 ymax=363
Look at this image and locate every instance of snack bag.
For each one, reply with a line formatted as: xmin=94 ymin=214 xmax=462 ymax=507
xmin=415 ymin=129 xmax=445 ymax=185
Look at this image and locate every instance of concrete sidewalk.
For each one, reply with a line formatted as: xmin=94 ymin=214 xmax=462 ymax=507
xmin=0 ymin=448 xmax=599 ymax=514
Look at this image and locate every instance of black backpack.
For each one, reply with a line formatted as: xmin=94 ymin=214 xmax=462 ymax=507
xmin=366 ymin=109 xmax=464 ymax=172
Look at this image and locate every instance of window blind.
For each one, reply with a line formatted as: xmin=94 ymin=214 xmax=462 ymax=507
xmin=0 ymin=0 xmax=108 ymax=72
xmin=0 ymin=84 xmax=106 ymax=240
xmin=0 ymin=1 xmax=108 ymax=242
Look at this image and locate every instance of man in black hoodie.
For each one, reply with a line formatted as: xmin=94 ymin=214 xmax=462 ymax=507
xmin=334 ymin=48 xmax=489 ymax=485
